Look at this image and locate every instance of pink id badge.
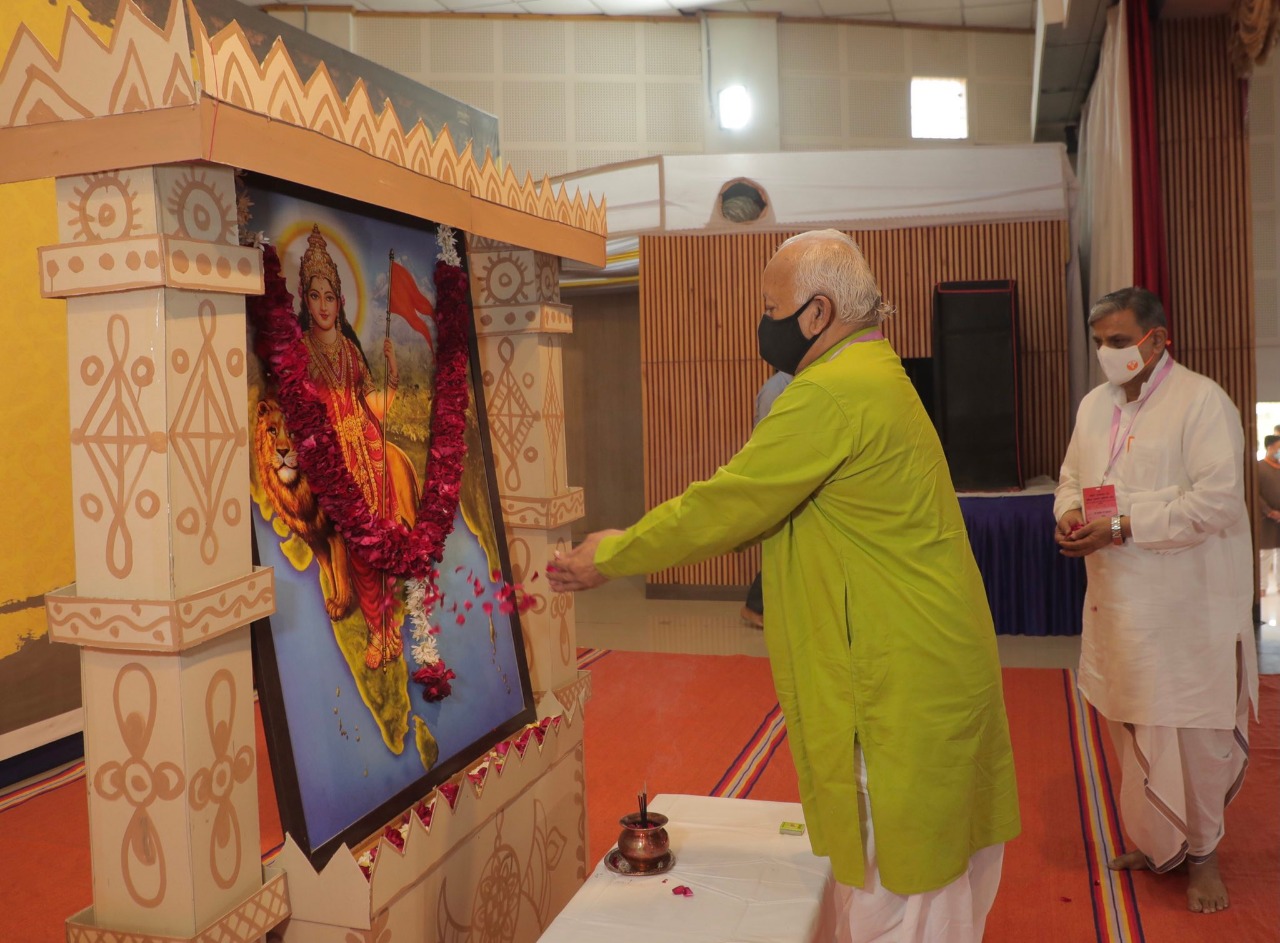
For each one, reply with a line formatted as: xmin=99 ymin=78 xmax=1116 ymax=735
xmin=1083 ymin=485 xmax=1119 ymax=523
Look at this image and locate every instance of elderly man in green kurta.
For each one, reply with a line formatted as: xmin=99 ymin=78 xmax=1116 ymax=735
xmin=548 ymin=230 xmax=1019 ymax=942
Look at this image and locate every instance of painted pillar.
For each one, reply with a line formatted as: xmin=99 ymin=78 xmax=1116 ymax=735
xmin=466 ymin=237 xmax=582 ymax=700
xmin=40 ymin=163 xmax=288 ymax=941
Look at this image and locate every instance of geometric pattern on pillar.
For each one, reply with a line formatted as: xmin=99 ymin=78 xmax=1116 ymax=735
xmin=43 ymin=162 xmax=280 ymax=942
xmin=468 ymin=235 xmax=583 ymax=696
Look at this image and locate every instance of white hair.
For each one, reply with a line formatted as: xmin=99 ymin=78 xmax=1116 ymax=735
xmin=777 ymin=229 xmax=894 ymax=326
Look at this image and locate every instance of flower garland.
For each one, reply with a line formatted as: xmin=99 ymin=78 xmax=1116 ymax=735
xmin=404 ymin=565 xmax=536 ymax=701
xmin=405 ymin=574 xmax=455 ymax=700
xmin=250 ymin=232 xmax=542 ymax=704
xmin=249 ymin=240 xmax=471 ymax=582
xmin=249 ymin=235 xmax=472 ymax=700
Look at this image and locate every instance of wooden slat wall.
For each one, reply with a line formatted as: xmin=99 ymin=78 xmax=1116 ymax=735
xmin=1155 ymin=18 xmax=1258 ymax=539
xmin=638 ymin=222 xmax=1073 ymax=589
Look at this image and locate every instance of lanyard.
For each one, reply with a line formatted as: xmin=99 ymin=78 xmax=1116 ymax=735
xmin=1104 ymin=355 xmax=1174 ymax=481
xmin=828 ymin=328 xmax=885 ymax=362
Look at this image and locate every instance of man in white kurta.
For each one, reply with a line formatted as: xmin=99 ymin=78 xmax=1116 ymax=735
xmin=1054 ymin=287 xmax=1258 ymax=915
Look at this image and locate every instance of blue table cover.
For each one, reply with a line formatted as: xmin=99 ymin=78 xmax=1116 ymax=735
xmin=958 ymin=491 xmax=1084 ymax=636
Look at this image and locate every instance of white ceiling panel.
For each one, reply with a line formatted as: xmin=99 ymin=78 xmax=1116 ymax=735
xmin=745 ymin=0 xmax=827 ymax=14
xmin=519 ymin=0 xmax=607 ymax=11
xmin=898 ymin=7 xmax=966 ymax=24
xmin=890 ymin=0 xmax=956 ymax=11
xmin=429 ymin=0 xmax=511 ymax=9
xmin=963 ymin=3 xmax=1033 ymax=27
xmin=591 ymin=0 xmax=680 ymax=12
xmin=817 ymin=0 xmax=893 ymax=14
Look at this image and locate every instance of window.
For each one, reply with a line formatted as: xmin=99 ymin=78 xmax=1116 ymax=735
xmin=911 ymin=77 xmax=968 ymax=140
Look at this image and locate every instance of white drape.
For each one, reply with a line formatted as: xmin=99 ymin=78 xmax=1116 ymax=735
xmin=557 ymin=145 xmax=1074 ymax=238
xmin=1075 ymin=2 xmax=1135 ymax=396
xmin=1064 ymin=154 xmax=1089 ymax=414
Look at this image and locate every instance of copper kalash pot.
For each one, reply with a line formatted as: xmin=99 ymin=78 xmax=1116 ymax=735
xmin=616 ymin=811 xmax=670 ymax=872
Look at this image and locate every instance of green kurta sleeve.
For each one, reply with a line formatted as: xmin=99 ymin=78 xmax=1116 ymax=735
xmin=594 ymin=378 xmax=852 ymax=578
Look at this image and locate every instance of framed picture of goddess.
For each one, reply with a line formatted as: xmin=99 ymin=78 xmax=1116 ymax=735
xmin=242 ymin=173 xmax=535 ymax=867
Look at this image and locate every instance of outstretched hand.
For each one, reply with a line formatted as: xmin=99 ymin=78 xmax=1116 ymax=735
xmin=547 ymin=530 xmax=624 ymax=593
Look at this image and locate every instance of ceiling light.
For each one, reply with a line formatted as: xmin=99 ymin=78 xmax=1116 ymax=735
xmin=718 ymin=85 xmax=752 ymax=131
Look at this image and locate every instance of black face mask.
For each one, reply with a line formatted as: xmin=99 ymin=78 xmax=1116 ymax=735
xmin=758 ymin=295 xmax=821 ymax=374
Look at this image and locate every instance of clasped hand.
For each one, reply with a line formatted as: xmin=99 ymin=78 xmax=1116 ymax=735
xmin=1055 ymin=509 xmax=1112 ymax=558
xmin=546 ymin=529 xmax=624 ymax=593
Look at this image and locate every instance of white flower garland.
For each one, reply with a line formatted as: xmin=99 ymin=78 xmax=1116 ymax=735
xmin=402 ymin=222 xmax=457 ymax=677
xmin=405 ymin=577 xmax=442 ymax=669
xmin=436 ymin=226 xmax=461 ymax=268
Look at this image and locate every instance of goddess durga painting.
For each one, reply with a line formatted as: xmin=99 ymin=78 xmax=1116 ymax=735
xmin=294 ymin=225 xmax=420 ymax=669
xmin=245 ymin=179 xmax=533 ymax=865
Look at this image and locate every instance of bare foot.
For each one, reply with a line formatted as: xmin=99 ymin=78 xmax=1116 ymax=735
xmin=1187 ymin=854 xmax=1229 ymax=914
xmin=384 ymin=628 xmax=403 ymax=659
xmin=1107 ymin=850 xmax=1150 ymax=871
xmin=740 ymin=606 xmax=764 ymax=629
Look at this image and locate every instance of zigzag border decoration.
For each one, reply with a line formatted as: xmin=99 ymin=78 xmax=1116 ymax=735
xmin=0 ymin=0 xmax=606 ymax=237
xmin=360 ymin=682 xmax=590 ymax=905
xmin=0 ymin=0 xmax=195 ymax=126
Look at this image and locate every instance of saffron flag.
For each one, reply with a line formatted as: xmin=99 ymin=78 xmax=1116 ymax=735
xmin=389 ymin=261 xmax=436 ymax=350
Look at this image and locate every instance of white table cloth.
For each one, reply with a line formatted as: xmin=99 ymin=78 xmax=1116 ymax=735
xmin=539 ymin=794 xmax=837 ymax=943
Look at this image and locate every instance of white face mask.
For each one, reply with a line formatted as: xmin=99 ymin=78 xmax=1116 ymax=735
xmin=1096 ymin=328 xmax=1159 ymax=386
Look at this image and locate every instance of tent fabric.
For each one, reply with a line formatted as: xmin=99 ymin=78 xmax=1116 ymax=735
xmin=555 ymin=144 xmax=1076 ymax=242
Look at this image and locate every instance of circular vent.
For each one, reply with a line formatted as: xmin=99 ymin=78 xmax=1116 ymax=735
xmin=718 ymin=180 xmax=768 ymax=223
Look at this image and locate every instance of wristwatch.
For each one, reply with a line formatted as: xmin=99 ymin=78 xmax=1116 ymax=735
xmin=1110 ymin=515 xmax=1123 ymax=546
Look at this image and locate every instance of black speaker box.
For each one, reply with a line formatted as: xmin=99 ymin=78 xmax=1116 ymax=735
xmin=932 ymin=280 xmax=1023 ymax=491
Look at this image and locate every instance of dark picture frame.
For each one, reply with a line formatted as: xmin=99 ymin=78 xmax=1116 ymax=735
xmin=244 ymin=173 xmax=535 ymax=869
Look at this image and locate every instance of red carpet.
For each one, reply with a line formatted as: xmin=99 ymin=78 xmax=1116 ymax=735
xmin=1 ymin=650 xmax=1275 ymax=942
xmin=581 ymin=649 xmax=1280 ymax=943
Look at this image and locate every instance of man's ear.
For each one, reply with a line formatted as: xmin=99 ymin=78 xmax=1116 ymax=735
xmin=809 ymin=294 xmax=833 ymax=334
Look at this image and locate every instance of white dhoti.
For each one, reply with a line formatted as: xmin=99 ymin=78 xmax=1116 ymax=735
xmin=834 ymin=747 xmax=1005 ymax=943
xmin=1106 ymin=644 xmax=1251 ymax=871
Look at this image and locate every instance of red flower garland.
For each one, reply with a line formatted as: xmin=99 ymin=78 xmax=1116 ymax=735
xmin=249 ymin=243 xmax=471 ymax=580
xmin=412 ymin=662 xmax=456 ymax=701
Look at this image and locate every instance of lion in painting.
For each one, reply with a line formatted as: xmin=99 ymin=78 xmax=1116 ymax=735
xmin=254 ymin=398 xmax=354 ymax=620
